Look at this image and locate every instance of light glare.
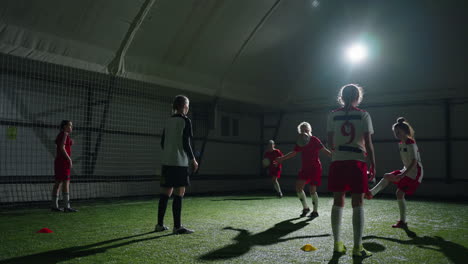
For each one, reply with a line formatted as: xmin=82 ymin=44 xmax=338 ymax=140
xmin=346 ymin=44 xmax=367 ymax=63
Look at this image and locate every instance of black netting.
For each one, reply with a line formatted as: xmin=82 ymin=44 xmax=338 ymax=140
xmin=0 ymin=54 xmax=212 ymax=204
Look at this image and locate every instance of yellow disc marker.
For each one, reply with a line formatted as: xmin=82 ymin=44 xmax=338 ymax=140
xmin=301 ymin=244 xmax=317 ymax=252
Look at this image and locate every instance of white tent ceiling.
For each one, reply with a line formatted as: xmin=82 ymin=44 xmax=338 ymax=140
xmin=1 ymin=0 xmax=466 ymax=108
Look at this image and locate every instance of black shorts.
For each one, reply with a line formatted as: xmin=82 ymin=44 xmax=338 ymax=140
xmin=160 ymin=165 xmax=190 ymax=188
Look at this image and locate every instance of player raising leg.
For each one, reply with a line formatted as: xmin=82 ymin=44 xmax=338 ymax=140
xmin=365 ymin=117 xmax=423 ymax=229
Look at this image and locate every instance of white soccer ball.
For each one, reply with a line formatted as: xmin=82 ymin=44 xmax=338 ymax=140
xmin=262 ymin=158 xmax=270 ymax=168
xmin=296 ymin=133 xmax=310 ymax=147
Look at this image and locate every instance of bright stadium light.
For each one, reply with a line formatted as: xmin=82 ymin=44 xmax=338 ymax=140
xmin=311 ymin=0 xmax=320 ymax=8
xmin=346 ymin=43 xmax=367 ymax=63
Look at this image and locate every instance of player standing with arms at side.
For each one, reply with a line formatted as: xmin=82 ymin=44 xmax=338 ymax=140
xmin=327 ymin=84 xmax=376 ymax=257
xmin=263 ymin=140 xmax=284 ymax=198
xmin=51 ymin=120 xmax=78 ymax=212
xmin=155 ymin=95 xmax=198 ymax=234
xmin=365 ymin=117 xmax=423 ymax=229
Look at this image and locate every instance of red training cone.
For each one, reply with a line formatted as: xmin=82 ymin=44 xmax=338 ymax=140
xmin=36 ymin=228 xmax=53 ymax=233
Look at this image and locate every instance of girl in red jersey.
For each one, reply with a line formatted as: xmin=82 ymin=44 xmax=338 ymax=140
xmin=276 ymin=122 xmax=331 ymax=218
xmin=366 ymin=117 xmax=423 ymax=229
xmin=51 ymin=120 xmax=77 ymax=212
xmin=326 ymin=84 xmax=375 ymax=257
xmin=263 ymin=140 xmax=283 ymax=198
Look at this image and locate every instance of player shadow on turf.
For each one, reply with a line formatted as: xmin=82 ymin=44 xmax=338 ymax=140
xmin=363 ymin=228 xmax=468 ymax=264
xmin=198 ymin=217 xmax=330 ymax=260
xmin=402 ymin=225 xmax=417 ymax=238
xmin=327 ymin=251 xmax=346 ymax=264
xmin=326 ymin=242 xmax=386 ymax=264
xmin=210 ymin=198 xmax=276 ymax=201
xmin=0 ymin=231 xmax=173 ymax=264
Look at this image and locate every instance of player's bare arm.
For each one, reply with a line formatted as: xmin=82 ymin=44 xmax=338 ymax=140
xmin=59 ymin=133 xmax=72 ymax=167
xmin=275 ymin=151 xmax=297 ymax=163
xmin=320 ymin=147 xmax=332 ymax=157
xmin=364 ymin=132 xmax=376 ymax=180
xmin=327 ymin=132 xmax=335 ymax=151
xmin=192 ymin=158 xmax=199 ymax=172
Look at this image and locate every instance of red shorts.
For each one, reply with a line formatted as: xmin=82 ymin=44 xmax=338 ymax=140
xmin=328 ymin=160 xmax=368 ymax=193
xmin=298 ymin=165 xmax=322 ymax=186
xmin=54 ymin=159 xmax=71 ymax=181
xmin=390 ymin=170 xmax=420 ymax=195
xmin=268 ymin=170 xmax=281 ymax=178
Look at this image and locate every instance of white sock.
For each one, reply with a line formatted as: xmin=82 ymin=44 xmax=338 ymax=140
xmin=371 ymin=178 xmax=389 ymax=196
xmin=51 ymin=194 xmax=59 ymax=208
xmin=352 ymin=206 xmax=364 ymax=248
xmin=273 ymin=180 xmax=282 ymax=194
xmin=297 ymin=190 xmax=308 ymax=209
xmin=311 ymin=192 xmax=319 ymax=212
xmin=398 ymin=199 xmax=406 ymax=222
xmin=63 ymin=192 xmax=70 ymax=208
xmin=331 ymin=205 xmax=343 ymax=242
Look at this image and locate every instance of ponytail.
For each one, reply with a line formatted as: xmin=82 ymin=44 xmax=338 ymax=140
xmin=337 ymin=84 xmax=363 ymax=107
xmin=393 ymin=117 xmax=415 ymax=139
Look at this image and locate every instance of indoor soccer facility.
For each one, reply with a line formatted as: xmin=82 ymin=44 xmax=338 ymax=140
xmin=1 ymin=1 xmax=467 ymax=263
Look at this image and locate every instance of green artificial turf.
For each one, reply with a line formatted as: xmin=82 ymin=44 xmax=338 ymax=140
xmin=0 ymin=195 xmax=467 ymax=264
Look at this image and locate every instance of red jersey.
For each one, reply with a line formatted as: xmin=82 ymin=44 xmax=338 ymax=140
xmin=294 ymin=136 xmax=324 ymax=169
xmin=55 ymin=131 xmax=73 ymax=161
xmin=264 ymin=149 xmax=283 ymax=175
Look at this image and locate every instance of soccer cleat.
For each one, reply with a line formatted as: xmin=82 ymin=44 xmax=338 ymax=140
xmin=364 ymin=191 xmax=373 ymax=200
xmin=173 ymin=226 xmax=194 ymax=235
xmin=392 ymin=220 xmax=408 ymax=228
xmin=300 ymin=208 xmax=311 ymax=217
xmin=51 ymin=207 xmax=64 ymax=212
xmin=309 ymin=211 xmax=319 ymax=218
xmin=154 ymin=224 xmax=169 ymax=232
xmin=333 ymin=241 xmax=347 ymax=254
xmin=277 ymin=192 xmax=283 ymax=198
xmin=64 ymin=207 xmax=78 ymax=213
xmin=352 ymin=244 xmax=373 ymax=258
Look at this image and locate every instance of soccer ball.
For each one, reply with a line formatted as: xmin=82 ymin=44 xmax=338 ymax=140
xmin=262 ymin=158 xmax=270 ymax=168
xmin=296 ymin=133 xmax=310 ymax=147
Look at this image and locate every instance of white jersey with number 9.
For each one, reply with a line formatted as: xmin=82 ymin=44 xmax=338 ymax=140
xmin=327 ymin=107 xmax=374 ymax=162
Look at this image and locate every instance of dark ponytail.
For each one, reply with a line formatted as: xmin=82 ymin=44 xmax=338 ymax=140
xmin=337 ymin=84 xmax=363 ymax=107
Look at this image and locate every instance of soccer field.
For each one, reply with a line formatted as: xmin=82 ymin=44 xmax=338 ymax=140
xmin=0 ymin=195 xmax=467 ymax=264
